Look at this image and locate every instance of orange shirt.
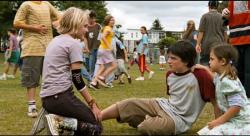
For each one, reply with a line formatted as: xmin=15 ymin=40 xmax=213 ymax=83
xmin=228 ymin=1 xmax=250 ymax=46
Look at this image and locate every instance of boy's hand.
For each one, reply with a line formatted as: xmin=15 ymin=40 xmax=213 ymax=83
xmin=191 ymin=64 xmax=207 ymax=71
xmin=32 ymin=24 xmax=48 ymax=34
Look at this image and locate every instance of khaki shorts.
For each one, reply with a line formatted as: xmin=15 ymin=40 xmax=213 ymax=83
xmin=21 ymin=56 xmax=44 ymax=88
xmin=116 ymin=98 xmax=175 ymax=135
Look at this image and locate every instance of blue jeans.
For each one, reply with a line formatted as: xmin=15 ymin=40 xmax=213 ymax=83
xmin=89 ymin=49 xmax=98 ymax=77
xmin=81 ymin=67 xmax=91 ymax=82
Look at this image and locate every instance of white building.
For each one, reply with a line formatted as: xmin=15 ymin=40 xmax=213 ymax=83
xmin=123 ymin=29 xmax=166 ymax=53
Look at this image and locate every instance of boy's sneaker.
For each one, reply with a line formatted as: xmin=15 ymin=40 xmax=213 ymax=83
xmin=106 ymin=83 xmax=114 ymax=88
xmin=46 ymin=114 xmax=77 ymax=135
xmin=89 ymin=83 xmax=100 ymax=91
xmin=135 ymin=76 xmax=144 ymax=81
xmin=148 ymin=71 xmax=155 ymax=79
xmin=7 ymin=74 xmax=15 ymax=79
xmin=127 ymin=76 xmax=132 ymax=84
xmin=45 ymin=114 xmax=59 ymax=135
xmin=0 ymin=75 xmax=7 ymax=80
xmin=27 ymin=108 xmax=38 ymax=118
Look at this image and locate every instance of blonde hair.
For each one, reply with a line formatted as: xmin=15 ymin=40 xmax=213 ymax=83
xmin=57 ymin=7 xmax=89 ymax=38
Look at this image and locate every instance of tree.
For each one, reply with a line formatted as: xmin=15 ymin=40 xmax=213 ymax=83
xmin=50 ymin=1 xmax=108 ymax=24
xmin=150 ymin=18 xmax=164 ymax=30
xmin=0 ymin=1 xmax=23 ymax=38
xmin=157 ymin=37 xmax=177 ymax=49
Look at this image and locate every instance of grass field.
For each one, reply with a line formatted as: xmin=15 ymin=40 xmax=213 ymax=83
xmin=0 ymin=53 xmax=213 ymax=135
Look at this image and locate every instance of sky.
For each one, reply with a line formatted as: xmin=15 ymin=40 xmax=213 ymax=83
xmin=105 ymin=1 xmax=209 ymax=32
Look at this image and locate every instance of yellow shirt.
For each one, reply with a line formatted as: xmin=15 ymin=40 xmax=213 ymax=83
xmin=14 ymin=1 xmax=60 ymax=57
xmin=100 ymin=26 xmax=114 ymax=50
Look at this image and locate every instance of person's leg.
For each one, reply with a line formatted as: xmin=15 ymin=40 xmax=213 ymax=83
xmin=244 ymin=46 xmax=250 ymax=97
xmin=235 ymin=46 xmax=245 ymax=93
xmin=85 ymin=56 xmax=90 ymax=72
xmin=0 ymin=62 xmax=10 ymax=80
xmin=22 ymin=56 xmax=44 ymax=117
xmin=89 ymin=49 xmax=98 ymax=77
xmin=100 ymin=61 xmax=117 ymax=79
xmin=101 ymin=104 xmax=120 ymax=121
xmin=136 ymin=55 xmax=144 ymax=78
xmin=91 ymin=64 xmax=105 ymax=87
xmin=42 ymin=88 xmax=102 ymax=135
xmin=12 ymin=64 xmax=19 ymax=77
xmin=81 ymin=67 xmax=92 ymax=82
xmin=102 ymin=98 xmax=161 ymax=128
xmin=137 ymin=113 xmax=175 ymax=135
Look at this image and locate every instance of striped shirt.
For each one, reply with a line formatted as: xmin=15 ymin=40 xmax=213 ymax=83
xmin=14 ymin=1 xmax=60 ymax=57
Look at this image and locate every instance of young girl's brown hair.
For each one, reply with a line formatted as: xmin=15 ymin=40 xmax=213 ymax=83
xmin=141 ymin=26 xmax=148 ymax=35
xmin=211 ymin=43 xmax=238 ymax=80
xmin=101 ymin=15 xmax=113 ymax=32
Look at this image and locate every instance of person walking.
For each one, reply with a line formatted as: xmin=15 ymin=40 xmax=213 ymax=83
xmin=135 ymin=26 xmax=154 ymax=81
xmin=89 ymin=15 xmax=117 ymax=89
xmin=0 ymin=28 xmax=20 ymax=80
xmin=86 ymin=10 xmax=102 ymax=77
xmin=196 ymin=1 xmax=228 ymax=65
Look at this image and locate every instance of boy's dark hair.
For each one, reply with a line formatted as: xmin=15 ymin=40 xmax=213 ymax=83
xmin=8 ymin=28 xmax=16 ymax=34
xmin=167 ymin=40 xmax=196 ymax=68
xmin=208 ymin=1 xmax=219 ymax=9
xmin=89 ymin=10 xmax=97 ymax=18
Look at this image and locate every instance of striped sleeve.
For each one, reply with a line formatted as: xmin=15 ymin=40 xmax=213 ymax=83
xmin=14 ymin=2 xmax=29 ymax=25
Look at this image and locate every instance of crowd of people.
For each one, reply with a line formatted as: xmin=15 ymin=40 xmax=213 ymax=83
xmin=0 ymin=0 xmax=250 ymax=135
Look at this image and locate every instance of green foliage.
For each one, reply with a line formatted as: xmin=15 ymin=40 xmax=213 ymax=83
xmin=150 ymin=18 xmax=164 ymax=30
xmin=50 ymin=1 xmax=108 ymax=24
xmin=158 ymin=36 xmax=177 ymax=48
xmin=0 ymin=1 xmax=23 ymax=37
xmin=0 ymin=1 xmax=108 ymax=39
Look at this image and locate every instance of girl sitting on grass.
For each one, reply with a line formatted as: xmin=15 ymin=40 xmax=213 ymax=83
xmin=194 ymin=44 xmax=250 ymax=135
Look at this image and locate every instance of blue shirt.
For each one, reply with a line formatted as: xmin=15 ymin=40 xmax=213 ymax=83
xmin=137 ymin=34 xmax=149 ymax=55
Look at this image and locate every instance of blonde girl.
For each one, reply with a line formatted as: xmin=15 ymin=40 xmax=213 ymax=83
xmin=40 ymin=7 xmax=102 ymax=135
xmin=194 ymin=44 xmax=250 ymax=135
xmin=90 ymin=15 xmax=117 ymax=89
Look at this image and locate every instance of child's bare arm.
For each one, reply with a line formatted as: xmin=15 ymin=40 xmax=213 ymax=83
xmin=210 ymin=98 xmax=222 ymax=119
xmin=192 ymin=64 xmax=215 ymax=78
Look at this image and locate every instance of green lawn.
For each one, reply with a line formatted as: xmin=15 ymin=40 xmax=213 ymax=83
xmin=0 ymin=53 xmax=213 ymax=135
